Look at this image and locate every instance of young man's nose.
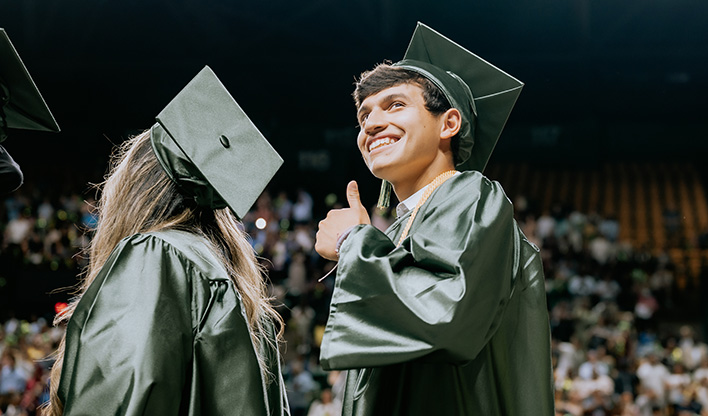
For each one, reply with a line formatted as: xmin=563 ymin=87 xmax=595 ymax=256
xmin=363 ymin=108 xmax=387 ymax=135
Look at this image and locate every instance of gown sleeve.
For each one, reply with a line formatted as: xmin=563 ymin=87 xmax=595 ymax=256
xmin=58 ymin=234 xmax=195 ymax=416
xmin=0 ymin=145 xmax=23 ymax=194
xmin=320 ymin=175 xmax=519 ymax=370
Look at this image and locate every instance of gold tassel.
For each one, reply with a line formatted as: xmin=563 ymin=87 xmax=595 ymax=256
xmin=377 ymin=180 xmax=392 ymax=209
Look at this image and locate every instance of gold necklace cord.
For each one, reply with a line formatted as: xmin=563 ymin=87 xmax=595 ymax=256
xmin=397 ymin=170 xmax=457 ymax=246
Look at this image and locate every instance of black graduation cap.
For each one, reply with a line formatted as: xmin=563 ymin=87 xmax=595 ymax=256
xmin=150 ymin=66 xmax=283 ymax=219
xmin=0 ymin=28 xmax=60 ymax=143
xmin=394 ymin=22 xmax=523 ymax=172
xmin=375 ymin=23 xmax=524 ymax=208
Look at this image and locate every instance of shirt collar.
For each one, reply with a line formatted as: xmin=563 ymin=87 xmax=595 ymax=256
xmin=394 ymin=171 xmax=460 ymax=218
xmin=395 ymin=185 xmax=426 ymax=218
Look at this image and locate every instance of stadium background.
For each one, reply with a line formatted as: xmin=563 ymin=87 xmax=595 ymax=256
xmin=1 ymin=1 xmax=708 ymax=414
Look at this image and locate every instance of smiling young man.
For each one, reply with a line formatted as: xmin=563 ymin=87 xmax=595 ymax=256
xmin=314 ymin=23 xmax=554 ymax=415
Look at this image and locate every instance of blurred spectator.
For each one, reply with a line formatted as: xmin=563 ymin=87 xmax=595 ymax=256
xmin=79 ymin=197 xmax=98 ymax=230
xmin=286 ymin=359 xmax=317 ymax=416
xmin=274 ymin=191 xmax=293 ymax=221
xmin=292 ymin=189 xmax=313 ymax=224
xmin=694 ymin=358 xmax=708 ymax=384
xmin=589 ymin=234 xmax=614 ymax=265
xmin=680 ymin=326 xmax=708 ymax=371
xmin=3 ymin=210 xmax=32 ymax=248
xmin=286 ymin=252 xmax=308 ymax=297
xmin=598 ymin=215 xmax=619 ymax=243
xmin=306 ymin=388 xmax=341 ymax=416
xmin=696 ymin=374 xmax=708 ymax=412
xmin=555 ymin=390 xmax=584 ymax=416
xmin=634 ymin=288 xmax=659 ymax=332
xmin=289 ymin=297 xmax=316 ymax=356
xmin=537 ymin=209 xmax=556 ymax=242
xmin=637 ymin=352 xmax=669 ymax=409
xmin=617 ymin=391 xmax=640 ymax=416
xmin=36 ymin=198 xmax=53 ymax=223
xmin=0 ymin=352 xmax=28 ymax=395
xmin=327 ymin=370 xmax=346 ymax=404
xmin=579 ymin=349 xmax=610 ymax=380
xmin=666 ymin=362 xmax=692 ymax=408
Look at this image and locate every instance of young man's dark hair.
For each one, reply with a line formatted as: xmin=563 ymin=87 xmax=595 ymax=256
xmin=353 ymin=64 xmax=461 ymax=163
xmin=353 ymin=64 xmax=450 ymax=115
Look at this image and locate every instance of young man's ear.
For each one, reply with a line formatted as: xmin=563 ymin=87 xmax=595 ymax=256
xmin=440 ymin=108 xmax=462 ymax=140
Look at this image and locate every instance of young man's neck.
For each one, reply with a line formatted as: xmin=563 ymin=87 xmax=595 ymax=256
xmin=391 ymin=159 xmax=456 ymax=202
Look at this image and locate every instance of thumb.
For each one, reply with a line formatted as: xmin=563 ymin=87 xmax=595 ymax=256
xmin=346 ymin=180 xmax=364 ymax=209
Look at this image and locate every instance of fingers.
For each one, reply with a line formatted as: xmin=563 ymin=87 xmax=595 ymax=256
xmin=346 ymin=180 xmax=363 ymax=210
xmin=314 ymin=226 xmax=338 ymax=261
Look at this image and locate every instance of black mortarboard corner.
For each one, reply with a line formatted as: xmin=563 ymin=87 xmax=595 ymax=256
xmin=0 ymin=28 xmax=60 ymax=143
xmin=150 ymin=66 xmax=283 ymax=219
xmin=377 ymin=23 xmax=523 ymax=208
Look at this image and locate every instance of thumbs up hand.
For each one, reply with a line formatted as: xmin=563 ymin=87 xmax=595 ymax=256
xmin=315 ymin=181 xmax=371 ymax=261
xmin=344 ymin=180 xmax=369 ymax=220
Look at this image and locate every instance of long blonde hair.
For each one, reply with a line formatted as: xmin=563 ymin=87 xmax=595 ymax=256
xmin=46 ymin=130 xmax=283 ymax=415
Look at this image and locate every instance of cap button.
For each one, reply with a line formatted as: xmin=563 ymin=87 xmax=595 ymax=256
xmin=219 ymin=135 xmax=230 ymax=148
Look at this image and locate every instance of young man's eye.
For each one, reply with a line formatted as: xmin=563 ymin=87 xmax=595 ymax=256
xmin=389 ymin=102 xmax=404 ymax=109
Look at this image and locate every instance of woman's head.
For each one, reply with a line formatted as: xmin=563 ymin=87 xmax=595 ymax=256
xmin=95 ymin=128 xmax=281 ymax=335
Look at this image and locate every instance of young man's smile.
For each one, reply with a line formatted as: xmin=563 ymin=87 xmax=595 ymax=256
xmin=367 ymin=135 xmax=400 ymax=153
xmin=357 ymin=84 xmax=444 ymax=185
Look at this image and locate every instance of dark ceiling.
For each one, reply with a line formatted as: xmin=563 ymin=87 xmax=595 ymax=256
xmin=2 ymin=0 xmax=708 ymax=197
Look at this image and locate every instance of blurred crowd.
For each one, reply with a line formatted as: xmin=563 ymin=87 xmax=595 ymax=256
xmin=1 ymin=185 xmax=708 ymax=415
xmin=0 ymin=318 xmax=63 ymax=416
xmin=517 ymin=197 xmax=708 ymax=416
xmin=1 ymin=191 xmax=94 ymax=272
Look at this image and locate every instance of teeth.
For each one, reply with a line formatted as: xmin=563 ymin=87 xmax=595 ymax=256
xmin=369 ymin=138 xmax=396 ymax=152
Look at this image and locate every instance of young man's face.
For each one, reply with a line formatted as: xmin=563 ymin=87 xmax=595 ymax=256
xmin=356 ymin=83 xmax=447 ymax=185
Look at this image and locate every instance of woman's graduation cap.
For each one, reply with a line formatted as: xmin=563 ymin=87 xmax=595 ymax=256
xmin=150 ymin=66 xmax=283 ymax=219
xmin=0 ymin=28 xmax=61 ymax=142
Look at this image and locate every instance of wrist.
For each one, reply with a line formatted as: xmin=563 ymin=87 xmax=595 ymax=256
xmin=335 ymin=225 xmax=357 ymax=256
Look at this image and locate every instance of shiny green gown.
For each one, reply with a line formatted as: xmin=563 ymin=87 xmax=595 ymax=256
xmin=320 ymin=171 xmax=554 ymax=415
xmin=58 ymin=229 xmax=289 ymax=416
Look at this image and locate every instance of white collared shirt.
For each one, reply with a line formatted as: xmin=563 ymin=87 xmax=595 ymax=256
xmin=395 ymin=171 xmax=460 ymax=218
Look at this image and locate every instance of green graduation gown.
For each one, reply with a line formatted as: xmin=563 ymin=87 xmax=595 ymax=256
xmin=320 ymin=171 xmax=554 ymax=415
xmin=58 ymin=229 xmax=289 ymax=416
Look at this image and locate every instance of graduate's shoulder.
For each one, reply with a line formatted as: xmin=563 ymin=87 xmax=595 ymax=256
xmin=437 ymin=170 xmax=513 ymax=211
xmin=113 ymin=228 xmax=229 ymax=281
xmin=67 ymin=230 xmax=220 ymax=337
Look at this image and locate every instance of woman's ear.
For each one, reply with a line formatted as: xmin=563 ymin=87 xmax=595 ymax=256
xmin=440 ymin=108 xmax=462 ymax=140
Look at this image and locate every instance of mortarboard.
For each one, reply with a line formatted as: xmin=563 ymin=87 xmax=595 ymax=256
xmin=393 ymin=22 xmax=523 ymax=172
xmin=150 ymin=66 xmax=283 ymax=219
xmin=0 ymin=28 xmax=60 ymax=143
xmin=375 ymin=22 xmax=523 ymax=208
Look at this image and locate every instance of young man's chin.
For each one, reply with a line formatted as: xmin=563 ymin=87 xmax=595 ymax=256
xmin=369 ymin=165 xmax=395 ymax=182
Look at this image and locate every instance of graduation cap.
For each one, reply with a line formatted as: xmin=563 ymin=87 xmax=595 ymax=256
xmin=150 ymin=66 xmax=283 ymax=219
xmin=0 ymin=28 xmax=60 ymax=143
xmin=393 ymin=22 xmax=523 ymax=172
